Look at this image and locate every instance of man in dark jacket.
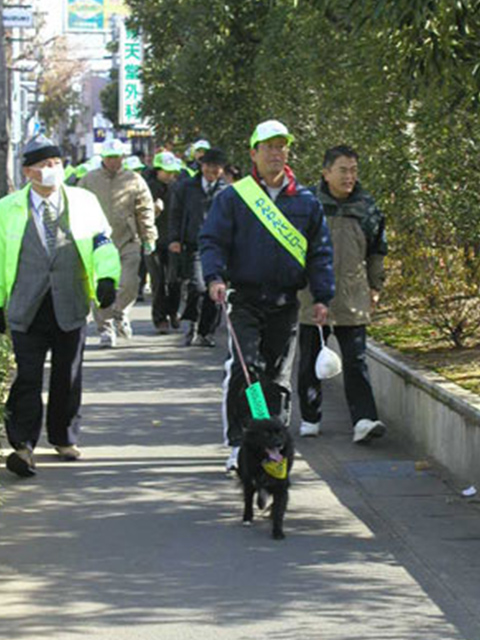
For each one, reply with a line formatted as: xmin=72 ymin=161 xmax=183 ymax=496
xmin=169 ymin=147 xmax=228 ymax=346
xmin=297 ymin=145 xmax=388 ymax=443
xmin=199 ymin=120 xmax=335 ymax=471
xmin=144 ymin=151 xmax=182 ymax=333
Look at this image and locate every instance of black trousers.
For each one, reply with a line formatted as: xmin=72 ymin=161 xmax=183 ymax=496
xmin=223 ymin=292 xmax=298 ymax=447
xmin=297 ymin=324 xmax=378 ymax=427
xmin=146 ymin=248 xmax=181 ymax=326
xmin=180 ymin=249 xmax=219 ymax=336
xmin=5 ymin=293 xmax=87 ymax=450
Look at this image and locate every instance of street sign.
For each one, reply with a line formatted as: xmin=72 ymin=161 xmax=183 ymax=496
xmin=118 ymin=22 xmax=145 ymax=126
xmin=2 ymin=5 xmax=34 ymax=29
xmin=66 ymin=0 xmax=104 ymax=32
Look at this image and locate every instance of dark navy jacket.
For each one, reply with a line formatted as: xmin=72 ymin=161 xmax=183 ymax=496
xmin=199 ymin=166 xmax=335 ymax=305
xmin=169 ymin=173 xmax=227 ymax=248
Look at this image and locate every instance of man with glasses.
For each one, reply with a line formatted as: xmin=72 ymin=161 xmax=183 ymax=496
xmin=297 ymin=145 xmax=388 ymax=443
xmin=199 ymin=120 xmax=335 ymax=471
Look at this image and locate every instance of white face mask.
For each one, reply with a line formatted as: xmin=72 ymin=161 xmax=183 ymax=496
xmin=39 ymin=164 xmax=65 ymax=188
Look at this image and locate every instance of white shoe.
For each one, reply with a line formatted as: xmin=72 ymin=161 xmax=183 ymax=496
xmin=99 ymin=331 xmax=116 ymax=348
xmin=114 ymin=319 xmax=133 ymax=339
xmin=353 ymin=419 xmax=386 ymax=444
xmin=55 ymin=445 xmax=81 ymax=461
xmin=226 ymin=446 xmax=240 ymax=472
xmin=299 ymin=420 xmax=321 ymax=437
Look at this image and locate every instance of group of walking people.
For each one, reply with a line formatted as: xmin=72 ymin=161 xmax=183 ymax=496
xmin=0 ymin=118 xmax=388 ymax=478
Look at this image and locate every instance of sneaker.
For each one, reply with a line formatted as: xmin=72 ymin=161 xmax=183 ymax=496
xmin=155 ymin=320 xmax=170 ymax=335
xmin=6 ymin=448 xmax=36 ymax=477
xmin=55 ymin=445 xmax=81 ymax=461
xmin=114 ymin=319 xmax=133 ymax=339
xmin=192 ymin=333 xmax=216 ymax=347
xmin=99 ymin=331 xmax=116 ymax=348
xmin=353 ymin=419 xmax=386 ymax=444
xmin=299 ymin=420 xmax=321 ymax=437
xmin=226 ymin=446 xmax=240 ymax=472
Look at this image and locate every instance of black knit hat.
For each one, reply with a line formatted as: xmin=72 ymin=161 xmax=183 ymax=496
xmin=199 ymin=147 xmax=227 ymax=166
xmin=23 ymin=135 xmax=62 ymax=167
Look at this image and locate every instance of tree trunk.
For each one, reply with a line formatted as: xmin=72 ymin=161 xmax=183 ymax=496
xmin=0 ymin=0 xmax=12 ymax=197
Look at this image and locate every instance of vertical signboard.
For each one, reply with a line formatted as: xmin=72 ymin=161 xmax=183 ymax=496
xmin=118 ymin=22 xmax=144 ymax=126
xmin=66 ymin=0 xmax=105 ymax=32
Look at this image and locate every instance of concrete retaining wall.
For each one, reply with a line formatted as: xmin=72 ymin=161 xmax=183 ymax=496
xmin=366 ymin=340 xmax=480 ymax=486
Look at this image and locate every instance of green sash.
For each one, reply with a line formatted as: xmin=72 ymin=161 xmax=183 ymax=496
xmin=233 ymin=176 xmax=307 ymax=267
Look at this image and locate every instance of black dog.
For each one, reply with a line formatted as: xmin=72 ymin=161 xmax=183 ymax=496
xmin=237 ymin=417 xmax=294 ymax=540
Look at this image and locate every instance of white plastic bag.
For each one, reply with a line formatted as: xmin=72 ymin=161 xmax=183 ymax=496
xmin=315 ymin=326 xmax=342 ymax=380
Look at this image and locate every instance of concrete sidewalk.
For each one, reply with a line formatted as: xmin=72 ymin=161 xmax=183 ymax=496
xmin=1 ymin=302 xmax=480 ymax=640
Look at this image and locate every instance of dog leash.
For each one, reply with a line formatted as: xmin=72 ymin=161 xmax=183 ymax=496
xmin=220 ymin=300 xmax=252 ymax=387
xmin=220 ymin=300 xmax=270 ymax=420
xmin=221 ymin=300 xmax=285 ymax=478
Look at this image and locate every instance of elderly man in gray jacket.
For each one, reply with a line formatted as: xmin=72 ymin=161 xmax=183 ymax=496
xmin=297 ymin=145 xmax=388 ymax=443
xmin=79 ymin=139 xmax=157 ymax=347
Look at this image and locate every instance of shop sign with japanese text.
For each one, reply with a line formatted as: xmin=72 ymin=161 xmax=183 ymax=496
xmin=119 ymin=23 xmax=145 ymax=126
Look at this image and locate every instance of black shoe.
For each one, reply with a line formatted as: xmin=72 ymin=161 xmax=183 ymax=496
xmin=169 ymin=314 xmax=180 ymax=330
xmin=192 ymin=334 xmax=216 ymax=347
xmin=6 ymin=449 xmax=36 ymax=477
xmin=182 ymin=321 xmax=196 ymax=346
xmin=155 ymin=320 xmax=170 ymax=335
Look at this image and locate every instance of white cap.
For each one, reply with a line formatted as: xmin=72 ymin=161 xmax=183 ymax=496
xmin=101 ymin=139 xmax=126 ymax=157
xmin=193 ymin=139 xmax=211 ymax=152
xmin=153 ymin=150 xmax=179 ymax=171
xmin=250 ymin=119 xmax=294 ymax=148
xmin=124 ymin=155 xmax=145 ymax=171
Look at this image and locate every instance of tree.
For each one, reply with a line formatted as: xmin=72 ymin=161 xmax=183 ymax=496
xmin=100 ymin=68 xmax=120 ymax=128
xmin=124 ymin=0 xmax=480 ymax=345
xmin=38 ymin=38 xmax=85 ymax=135
xmin=126 ymin=0 xmax=271 ymax=160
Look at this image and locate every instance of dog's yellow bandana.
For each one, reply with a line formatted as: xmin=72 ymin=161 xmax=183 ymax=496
xmin=262 ymin=457 xmax=288 ymax=480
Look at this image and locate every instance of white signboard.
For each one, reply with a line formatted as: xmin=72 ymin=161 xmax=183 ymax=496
xmin=3 ymin=5 xmax=34 ymax=28
xmin=118 ymin=22 xmax=144 ymax=126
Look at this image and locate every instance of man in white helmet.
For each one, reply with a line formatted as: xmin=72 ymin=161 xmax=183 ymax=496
xmin=79 ymin=139 xmax=157 ymax=347
xmin=199 ymin=120 xmax=335 ymax=471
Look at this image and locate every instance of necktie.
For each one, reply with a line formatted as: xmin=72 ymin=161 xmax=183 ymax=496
xmin=42 ymin=201 xmax=58 ymax=253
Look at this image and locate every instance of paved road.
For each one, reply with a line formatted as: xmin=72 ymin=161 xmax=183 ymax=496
xmin=1 ymin=302 xmax=480 ymax=640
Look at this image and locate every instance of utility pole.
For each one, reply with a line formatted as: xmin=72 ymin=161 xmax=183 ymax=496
xmin=0 ymin=0 xmax=11 ymax=197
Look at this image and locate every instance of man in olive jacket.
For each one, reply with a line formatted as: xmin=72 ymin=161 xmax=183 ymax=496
xmin=79 ymin=139 xmax=157 ymax=347
xmin=0 ymin=135 xmax=121 ymax=477
xmin=297 ymin=145 xmax=388 ymax=443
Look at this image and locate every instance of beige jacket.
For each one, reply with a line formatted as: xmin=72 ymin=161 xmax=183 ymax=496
xmin=79 ymin=166 xmax=157 ymax=250
xmin=299 ymin=182 xmax=387 ymax=326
